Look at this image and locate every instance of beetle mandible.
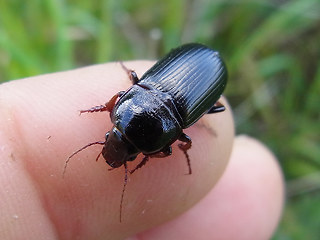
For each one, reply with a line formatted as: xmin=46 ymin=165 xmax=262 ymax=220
xmin=64 ymin=43 xmax=227 ymax=221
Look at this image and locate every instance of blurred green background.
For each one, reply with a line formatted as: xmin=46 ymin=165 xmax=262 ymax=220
xmin=0 ymin=0 xmax=319 ymax=238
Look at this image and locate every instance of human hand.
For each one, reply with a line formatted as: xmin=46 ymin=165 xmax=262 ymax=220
xmin=0 ymin=61 xmax=283 ymax=239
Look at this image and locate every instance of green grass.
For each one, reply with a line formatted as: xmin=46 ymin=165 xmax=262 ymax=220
xmin=1 ymin=0 xmax=320 ymax=238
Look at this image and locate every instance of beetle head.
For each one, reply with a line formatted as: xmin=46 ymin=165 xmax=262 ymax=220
xmin=102 ymin=127 xmax=139 ymax=168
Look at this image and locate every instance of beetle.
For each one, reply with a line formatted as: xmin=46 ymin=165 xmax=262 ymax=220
xmin=64 ymin=43 xmax=227 ymax=221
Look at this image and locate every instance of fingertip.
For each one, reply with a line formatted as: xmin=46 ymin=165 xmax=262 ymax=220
xmin=136 ymin=135 xmax=284 ymax=240
xmin=0 ymin=61 xmax=237 ymax=239
xmin=219 ymin=135 xmax=284 ymax=239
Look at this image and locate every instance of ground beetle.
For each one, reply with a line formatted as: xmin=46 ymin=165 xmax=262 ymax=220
xmin=64 ymin=43 xmax=227 ymax=221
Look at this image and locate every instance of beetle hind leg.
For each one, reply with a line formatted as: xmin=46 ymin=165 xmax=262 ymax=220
xmin=178 ymin=133 xmax=192 ymax=175
xmin=207 ymin=101 xmax=225 ymax=114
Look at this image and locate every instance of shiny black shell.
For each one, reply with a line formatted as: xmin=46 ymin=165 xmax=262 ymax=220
xmin=110 ymin=43 xmax=227 ymax=155
xmin=138 ymin=43 xmax=227 ymax=128
xmin=111 ymin=85 xmax=182 ymax=154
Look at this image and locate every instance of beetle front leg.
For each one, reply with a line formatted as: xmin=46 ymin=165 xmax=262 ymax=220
xmin=130 ymin=146 xmax=172 ymax=174
xmin=178 ymin=133 xmax=192 ymax=174
xmin=79 ymin=91 xmax=125 ymax=114
xmin=129 ymin=155 xmax=149 ymax=174
xmin=120 ymin=62 xmax=139 ymax=84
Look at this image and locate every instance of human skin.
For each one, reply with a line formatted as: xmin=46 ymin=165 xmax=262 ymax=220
xmin=0 ymin=61 xmax=284 ymax=240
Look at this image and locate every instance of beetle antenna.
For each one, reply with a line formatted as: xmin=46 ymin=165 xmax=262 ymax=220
xmin=120 ymin=162 xmax=128 ymax=222
xmin=63 ymin=141 xmax=105 ymax=178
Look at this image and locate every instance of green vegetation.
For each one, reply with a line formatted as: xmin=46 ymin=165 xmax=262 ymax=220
xmin=1 ymin=0 xmax=319 ymax=238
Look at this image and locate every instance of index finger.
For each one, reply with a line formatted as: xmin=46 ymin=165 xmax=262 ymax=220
xmin=0 ymin=61 xmax=234 ymax=239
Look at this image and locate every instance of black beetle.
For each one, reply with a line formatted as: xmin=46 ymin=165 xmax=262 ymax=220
xmin=64 ymin=43 xmax=227 ymax=221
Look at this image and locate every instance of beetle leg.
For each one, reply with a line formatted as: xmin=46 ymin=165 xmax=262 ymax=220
xmin=178 ymin=133 xmax=192 ymax=174
xmin=207 ymin=101 xmax=225 ymax=114
xmin=95 ymin=151 xmax=102 ymax=162
xmin=79 ymin=91 xmax=125 ymax=114
xmin=151 ymin=146 xmax=172 ymax=158
xmin=130 ymin=155 xmax=149 ymax=174
xmin=129 ymin=146 xmax=172 ymax=174
xmin=120 ymin=61 xmax=139 ymax=84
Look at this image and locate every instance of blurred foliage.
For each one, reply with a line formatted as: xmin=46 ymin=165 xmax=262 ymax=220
xmin=0 ymin=0 xmax=319 ymax=238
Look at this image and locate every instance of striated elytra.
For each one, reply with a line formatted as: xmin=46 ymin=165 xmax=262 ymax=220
xmin=64 ymin=43 xmax=228 ymax=222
